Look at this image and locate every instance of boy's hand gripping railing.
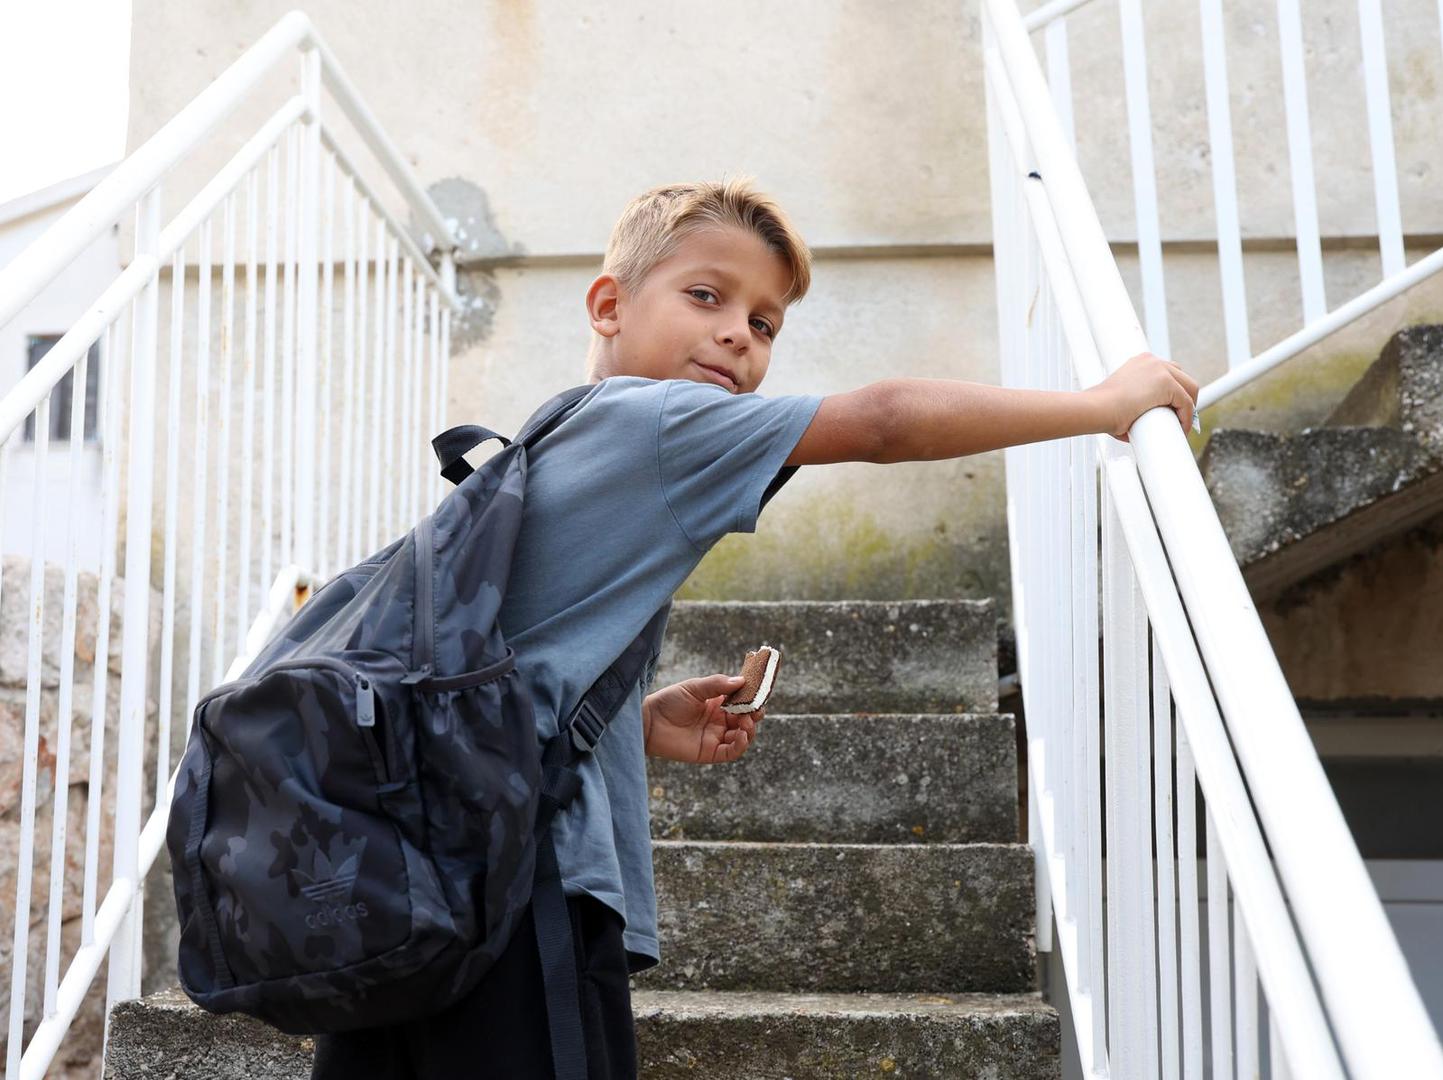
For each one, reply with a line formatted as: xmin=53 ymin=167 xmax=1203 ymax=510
xmin=983 ymin=0 xmax=1443 ymax=1076
xmin=0 ymin=12 xmax=461 ymax=1076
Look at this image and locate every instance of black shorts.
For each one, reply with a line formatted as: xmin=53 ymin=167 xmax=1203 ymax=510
xmin=310 ymin=895 xmax=637 ymax=1079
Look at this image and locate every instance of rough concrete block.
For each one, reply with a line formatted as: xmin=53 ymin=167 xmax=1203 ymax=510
xmin=647 ymin=713 xmax=1019 ymax=844
xmin=633 ymin=989 xmax=1061 ymax=1079
xmin=641 ymin=841 xmax=1035 ymax=994
xmin=1328 ymin=324 xmax=1443 ymax=451
xmin=1202 ymin=326 xmax=1443 ymax=596
xmin=656 ymin=600 xmax=997 ymax=715
xmin=104 ymin=988 xmax=312 ymax=1079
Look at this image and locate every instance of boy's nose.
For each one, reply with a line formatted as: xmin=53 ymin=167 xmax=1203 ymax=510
xmin=717 ymin=323 xmax=748 ymax=351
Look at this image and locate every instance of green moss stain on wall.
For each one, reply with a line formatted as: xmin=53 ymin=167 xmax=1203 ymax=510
xmin=1190 ymin=347 xmax=1381 ymax=456
xmin=676 ymin=495 xmax=1013 ymax=605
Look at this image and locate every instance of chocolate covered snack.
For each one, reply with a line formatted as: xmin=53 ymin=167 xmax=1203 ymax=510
xmin=721 ymin=645 xmax=782 ymax=715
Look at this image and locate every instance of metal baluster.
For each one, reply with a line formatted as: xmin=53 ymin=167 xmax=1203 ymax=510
xmin=110 ymin=184 xmax=163 ymax=1003
xmin=1199 ymin=0 xmax=1251 ymax=368
xmin=1277 ymin=0 xmax=1327 ymax=322
xmin=261 ymin=145 xmax=280 ymax=597
xmin=317 ymin=150 xmax=336 ymax=578
xmin=157 ymin=247 xmax=184 ymax=790
xmin=1235 ymin=915 xmax=1259 ymax=1079
xmin=1153 ymin=638 xmax=1179 ymax=1079
xmin=1176 ymin=690 xmax=1203 ymax=1079
xmin=383 ymin=239 xmax=398 ymax=539
xmin=295 ymin=47 xmax=321 ymax=573
xmin=81 ymin=321 xmax=122 ymax=949
xmin=280 ymin=124 xmax=298 ymax=566
xmin=43 ymin=343 xmax=90 ymax=1017
xmin=1357 ymin=0 xmax=1405 ymax=278
xmin=185 ymin=218 xmax=214 ymax=725
xmin=1206 ymin=809 xmax=1234 ymax=1079
xmin=1117 ymin=0 xmax=1170 ymax=357
xmin=400 ymin=257 xmax=414 ymax=528
xmin=212 ymin=193 xmax=237 ymax=687
xmin=338 ymin=175 xmax=357 ymax=571
xmin=7 ymin=390 xmax=51 ymax=1075
xmin=238 ymin=169 xmax=259 ymax=662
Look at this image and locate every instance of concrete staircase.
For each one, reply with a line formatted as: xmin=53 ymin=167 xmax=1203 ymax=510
xmin=103 ymin=599 xmax=1059 ymax=1078
xmin=634 ymin=600 xmax=1058 ymax=1077
xmin=1201 ymin=324 xmax=1443 ymax=600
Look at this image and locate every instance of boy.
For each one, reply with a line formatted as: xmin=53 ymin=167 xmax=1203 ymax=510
xmin=311 ymin=178 xmax=1197 ymax=1079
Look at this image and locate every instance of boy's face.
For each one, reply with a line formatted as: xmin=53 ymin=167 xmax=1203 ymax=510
xmin=586 ymin=225 xmax=790 ymax=395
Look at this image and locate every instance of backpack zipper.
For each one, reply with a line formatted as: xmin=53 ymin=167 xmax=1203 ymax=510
xmin=196 ymin=655 xmax=390 ymax=779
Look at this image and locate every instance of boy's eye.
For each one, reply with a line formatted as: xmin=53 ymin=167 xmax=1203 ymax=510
xmin=750 ymin=317 xmax=774 ymax=339
xmin=689 ymin=288 xmax=718 ymax=303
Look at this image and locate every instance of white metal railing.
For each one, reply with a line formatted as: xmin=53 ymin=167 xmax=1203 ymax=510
xmin=0 ymin=12 xmax=460 ymax=1076
xmin=1022 ymin=0 xmax=1443 ymax=414
xmin=985 ymin=0 xmax=1443 ymax=1076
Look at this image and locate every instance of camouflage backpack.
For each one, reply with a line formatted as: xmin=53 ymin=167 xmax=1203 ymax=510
xmin=166 ymin=384 xmax=668 ymax=1078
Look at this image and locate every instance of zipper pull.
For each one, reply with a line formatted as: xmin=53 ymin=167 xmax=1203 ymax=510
xmin=400 ymin=664 xmax=432 ymax=687
xmin=355 ymin=674 xmax=376 ymax=728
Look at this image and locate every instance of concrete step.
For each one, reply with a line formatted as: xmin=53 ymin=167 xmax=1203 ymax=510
xmin=1201 ymin=324 xmax=1443 ymax=598
xmin=103 ymin=985 xmax=1061 ymax=1079
xmin=648 ymin=713 xmax=1019 ymax=844
xmin=103 ymin=988 xmax=313 ymax=1079
xmin=640 ymin=841 xmax=1036 ymax=994
xmin=656 ymin=600 xmax=998 ymax=715
xmin=633 ymin=989 xmax=1060 ymax=1079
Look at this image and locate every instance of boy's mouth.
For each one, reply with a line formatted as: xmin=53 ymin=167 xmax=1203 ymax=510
xmin=692 ymin=360 xmax=738 ymax=392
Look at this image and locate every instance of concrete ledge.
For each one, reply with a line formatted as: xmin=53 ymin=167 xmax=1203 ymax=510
xmin=657 ymin=600 xmax=998 ymax=715
xmin=105 ymin=986 xmax=1060 ymax=1080
xmin=104 ymin=988 xmax=312 ymax=1079
xmin=633 ymin=989 xmax=1060 ymax=1079
xmin=648 ymin=713 xmax=1019 ymax=844
xmin=1202 ymin=326 xmax=1443 ymax=598
xmin=642 ymin=841 xmax=1036 ymax=994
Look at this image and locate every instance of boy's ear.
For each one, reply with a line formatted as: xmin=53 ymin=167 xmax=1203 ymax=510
xmin=586 ymin=273 xmax=622 ymax=339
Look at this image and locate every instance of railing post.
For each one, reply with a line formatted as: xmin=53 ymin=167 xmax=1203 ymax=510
xmin=104 ymin=183 xmax=163 ymax=1019
xmin=294 ymin=45 xmax=322 ymax=570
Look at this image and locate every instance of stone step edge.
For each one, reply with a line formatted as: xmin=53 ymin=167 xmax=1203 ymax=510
xmin=651 ymin=840 xmax=1029 ymax=853
xmin=632 ymin=988 xmax=1056 ymax=1020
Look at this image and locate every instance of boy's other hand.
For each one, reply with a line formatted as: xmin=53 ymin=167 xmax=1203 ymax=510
xmin=644 ymin=675 xmax=763 ymax=765
xmin=1088 ymin=351 xmax=1199 ymax=443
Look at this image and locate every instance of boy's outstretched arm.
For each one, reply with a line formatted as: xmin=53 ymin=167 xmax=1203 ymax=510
xmin=785 ymin=352 xmax=1198 ymax=466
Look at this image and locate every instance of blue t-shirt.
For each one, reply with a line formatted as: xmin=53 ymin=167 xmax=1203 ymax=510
xmin=495 ymin=375 xmax=824 ymax=971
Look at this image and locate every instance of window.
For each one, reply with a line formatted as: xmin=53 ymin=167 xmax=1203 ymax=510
xmin=23 ymin=335 xmax=100 ymax=443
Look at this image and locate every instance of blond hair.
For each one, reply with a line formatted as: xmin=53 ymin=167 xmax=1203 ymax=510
xmin=600 ymin=176 xmax=812 ymax=310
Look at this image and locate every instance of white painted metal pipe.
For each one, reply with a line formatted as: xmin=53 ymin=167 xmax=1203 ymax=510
xmin=107 ymin=184 xmax=164 ymax=1008
xmin=8 ymin=394 xmax=51 ymax=1077
xmin=1276 ymin=0 xmax=1328 ymax=323
xmin=1198 ymin=242 xmax=1443 ymax=408
xmin=1357 ymin=0 xmax=1405 ymax=279
xmin=1199 ymin=0 xmax=1252 ymax=368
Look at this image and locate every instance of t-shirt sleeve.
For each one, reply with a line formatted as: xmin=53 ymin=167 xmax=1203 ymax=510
xmin=657 ymin=379 xmax=825 ymax=552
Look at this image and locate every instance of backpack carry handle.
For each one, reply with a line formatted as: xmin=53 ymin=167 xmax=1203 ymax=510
xmin=431 ymin=425 xmax=510 ymax=486
xmin=432 ymin=385 xmax=596 ymax=488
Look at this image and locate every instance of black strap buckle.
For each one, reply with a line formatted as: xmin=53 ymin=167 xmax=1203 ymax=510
xmin=568 ymin=698 xmax=607 ymax=753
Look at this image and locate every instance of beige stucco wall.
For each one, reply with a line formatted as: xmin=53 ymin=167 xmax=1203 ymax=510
xmin=124 ymin=0 xmax=1443 ymax=611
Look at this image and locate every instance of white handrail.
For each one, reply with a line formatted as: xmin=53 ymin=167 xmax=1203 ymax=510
xmin=983 ymin=0 xmax=1443 ymax=1073
xmin=0 ymin=10 xmax=458 ymax=332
